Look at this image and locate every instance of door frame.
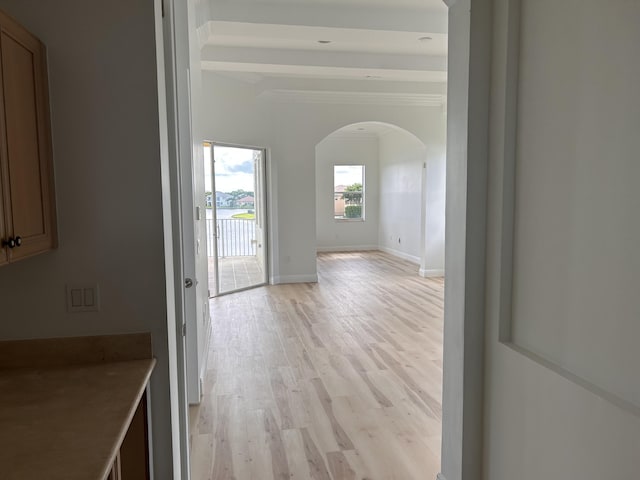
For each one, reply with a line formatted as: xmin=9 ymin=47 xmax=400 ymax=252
xmin=206 ymin=141 xmax=271 ymax=297
xmin=203 ymin=141 xmax=219 ymax=297
xmin=161 ymin=0 xmax=491 ymax=478
xmin=438 ymin=1 xmax=491 ymax=479
xmin=156 ymin=0 xmax=191 ymax=477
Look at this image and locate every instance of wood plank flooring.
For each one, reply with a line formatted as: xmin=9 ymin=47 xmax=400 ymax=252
xmin=190 ymin=251 xmax=444 ymax=480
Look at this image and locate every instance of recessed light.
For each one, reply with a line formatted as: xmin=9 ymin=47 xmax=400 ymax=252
xmin=418 ymin=36 xmax=433 ymax=41
xmin=317 ymin=40 xmax=332 ymax=44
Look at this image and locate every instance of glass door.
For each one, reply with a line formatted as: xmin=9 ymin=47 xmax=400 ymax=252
xmin=205 ymin=143 xmax=268 ymax=296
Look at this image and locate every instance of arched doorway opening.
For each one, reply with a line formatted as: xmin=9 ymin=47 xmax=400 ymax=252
xmin=315 ymin=121 xmax=446 ymax=278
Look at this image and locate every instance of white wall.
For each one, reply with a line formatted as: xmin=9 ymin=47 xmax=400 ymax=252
xmin=201 ymin=72 xmax=447 ymax=281
xmin=378 ymin=129 xmax=426 ymax=264
xmin=484 ymin=0 xmax=640 ymax=478
xmin=315 ymin=135 xmax=380 ymax=251
xmin=423 ymin=148 xmax=446 ymax=276
xmin=0 ymin=0 xmax=175 ymax=477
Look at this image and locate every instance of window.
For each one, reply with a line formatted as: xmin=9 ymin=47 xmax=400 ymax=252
xmin=334 ymin=165 xmax=364 ymax=220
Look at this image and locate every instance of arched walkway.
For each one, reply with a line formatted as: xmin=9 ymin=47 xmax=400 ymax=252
xmin=315 ymin=121 xmax=445 ymax=277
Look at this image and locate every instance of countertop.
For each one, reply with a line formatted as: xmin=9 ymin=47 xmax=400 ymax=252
xmin=0 ymin=357 xmax=155 ymax=480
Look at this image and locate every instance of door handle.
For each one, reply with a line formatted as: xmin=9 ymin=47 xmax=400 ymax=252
xmin=185 ymin=278 xmax=194 ymax=288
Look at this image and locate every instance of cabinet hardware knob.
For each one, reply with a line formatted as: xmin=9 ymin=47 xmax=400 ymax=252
xmin=14 ymin=236 xmax=22 ymax=247
xmin=2 ymin=237 xmax=16 ymax=249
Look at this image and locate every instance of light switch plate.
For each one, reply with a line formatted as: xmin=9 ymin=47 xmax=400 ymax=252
xmin=66 ymin=284 xmax=100 ymax=313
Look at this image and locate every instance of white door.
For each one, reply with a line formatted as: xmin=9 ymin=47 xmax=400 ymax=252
xmin=205 ymin=143 xmax=268 ymax=296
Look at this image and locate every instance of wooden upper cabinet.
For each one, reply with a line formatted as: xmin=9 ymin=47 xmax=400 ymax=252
xmin=0 ymin=10 xmax=56 ymax=265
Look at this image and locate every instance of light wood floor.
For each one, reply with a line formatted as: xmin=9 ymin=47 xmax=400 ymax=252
xmin=190 ymin=251 xmax=444 ymax=480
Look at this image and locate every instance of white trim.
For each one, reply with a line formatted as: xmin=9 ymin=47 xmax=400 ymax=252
xmin=266 ymin=149 xmax=279 ymax=287
xmin=436 ymin=474 xmax=448 ymax=480
xmin=196 ymin=22 xmax=212 ymax=50
xmin=197 ymin=316 xmax=212 ymax=403
xmin=420 ymin=268 xmax=445 ymax=278
xmin=327 ymin=132 xmax=380 ymax=140
xmin=440 ymin=1 xmax=492 ymax=479
xmin=158 ymin=0 xmax=190 ymax=476
xmin=317 ymin=245 xmax=378 ymax=253
xmin=272 ymin=274 xmax=319 ymax=284
xmin=258 ymin=89 xmax=446 ymax=107
xmin=494 ymin=0 xmax=520 ymax=344
xmin=378 ymin=246 xmax=420 ymax=265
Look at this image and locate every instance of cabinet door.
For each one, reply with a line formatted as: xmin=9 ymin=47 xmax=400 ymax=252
xmin=0 ymin=13 xmax=56 ymax=262
xmin=119 ymin=391 xmax=151 ymax=479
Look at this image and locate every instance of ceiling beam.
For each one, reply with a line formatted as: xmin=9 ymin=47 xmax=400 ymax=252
xmin=253 ymin=77 xmax=448 ymax=95
xmin=256 ymin=89 xmax=446 ymax=108
xmin=208 ymin=2 xmax=448 ymax=34
xmin=201 ymin=46 xmax=447 ymax=73
xmin=201 ymin=61 xmax=447 ymax=83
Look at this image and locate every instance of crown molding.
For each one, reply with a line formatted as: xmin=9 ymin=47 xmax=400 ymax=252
xmin=257 ymin=89 xmax=446 ymax=107
xmin=197 ymin=22 xmax=212 ymax=50
xmin=326 ymin=132 xmax=380 ymax=140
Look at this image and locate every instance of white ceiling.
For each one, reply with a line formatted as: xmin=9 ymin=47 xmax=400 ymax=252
xmin=200 ymin=0 xmax=448 ymax=105
xmin=205 ymin=22 xmax=447 ymax=56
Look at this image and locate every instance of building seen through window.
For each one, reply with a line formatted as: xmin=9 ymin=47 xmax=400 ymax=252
xmin=334 ymin=165 xmax=364 ymax=220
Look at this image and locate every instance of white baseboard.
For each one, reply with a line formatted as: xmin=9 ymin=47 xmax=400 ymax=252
xmin=378 ymin=246 xmax=420 ymax=265
xmin=273 ymin=249 xmax=429 ymax=284
xmin=199 ymin=319 xmax=212 ymax=380
xmin=436 ymin=474 xmax=447 ymax=480
xmin=419 ymin=268 xmax=445 ymax=278
xmin=316 ymin=245 xmax=378 ymax=253
xmin=196 ymin=314 xmax=213 ymax=404
xmin=273 ymin=273 xmax=318 ymax=284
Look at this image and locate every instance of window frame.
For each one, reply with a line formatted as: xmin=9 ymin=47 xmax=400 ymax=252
xmin=333 ymin=164 xmax=365 ymax=222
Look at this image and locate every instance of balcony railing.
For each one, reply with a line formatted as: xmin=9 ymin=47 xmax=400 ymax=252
xmin=206 ymin=218 xmax=256 ymax=257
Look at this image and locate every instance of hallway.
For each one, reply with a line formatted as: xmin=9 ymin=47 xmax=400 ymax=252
xmin=190 ymin=251 xmax=444 ymax=479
